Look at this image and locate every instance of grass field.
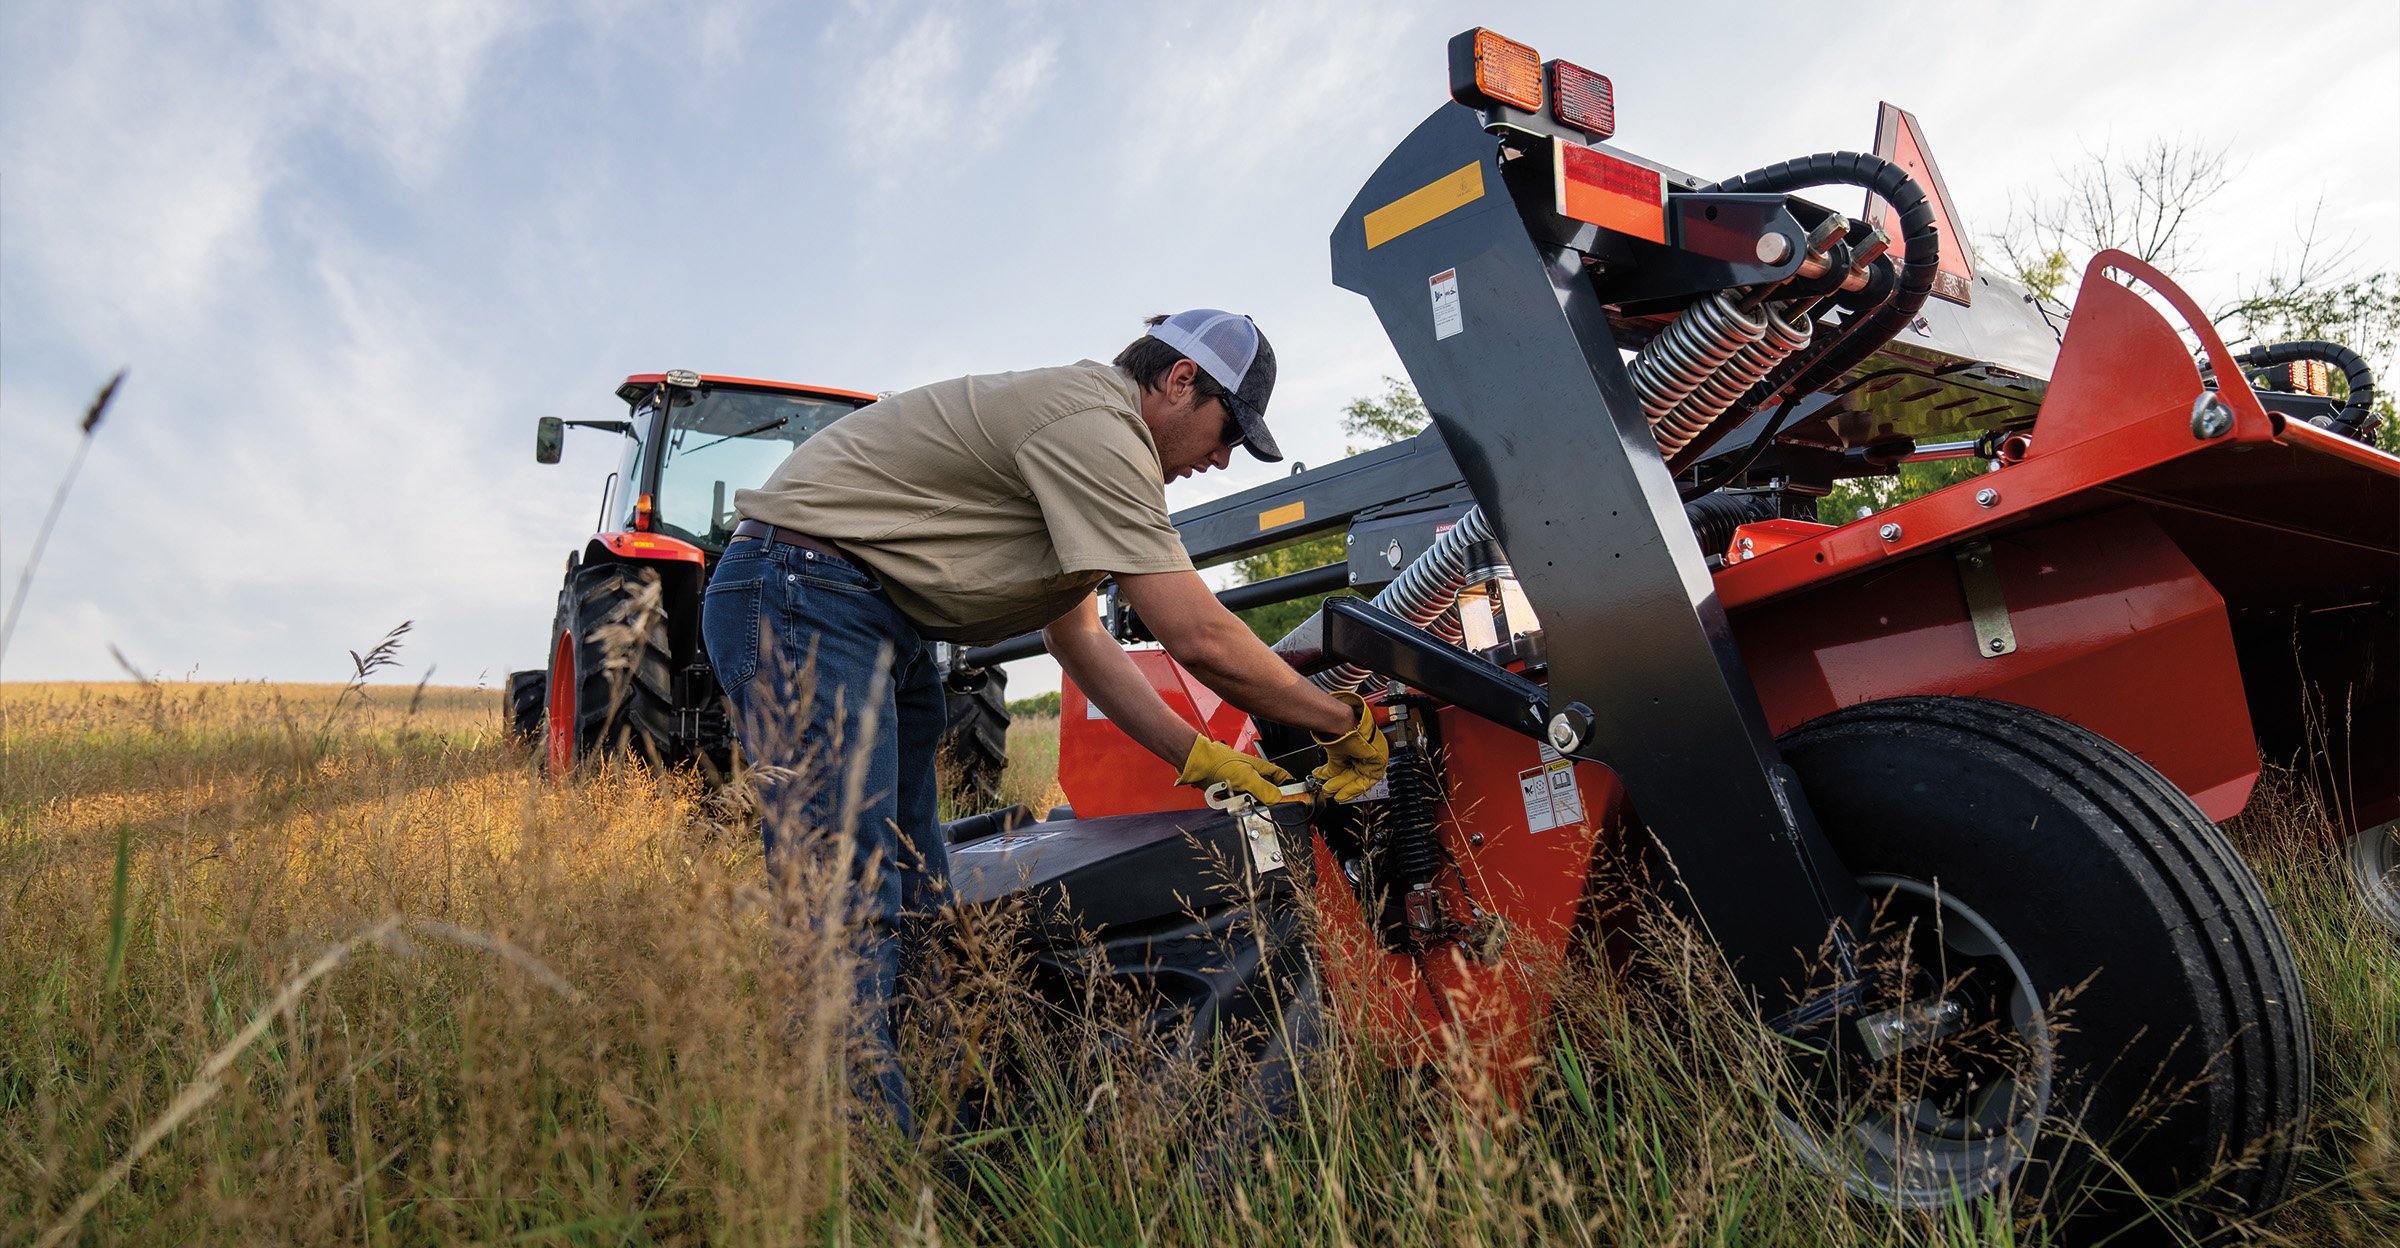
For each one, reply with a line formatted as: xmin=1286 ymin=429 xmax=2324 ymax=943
xmin=2 ymin=680 xmax=2392 ymax=1245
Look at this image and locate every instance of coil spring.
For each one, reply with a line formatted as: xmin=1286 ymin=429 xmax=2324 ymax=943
xmin=1629 ymin=292 xmax=1765 ymax=424
xmin=1313 ymin=504 xmax=1496 ymax=692
xmin=1634 ymin=295 xmax=1815 ymax=455
xmin=1381 ymin=741 xmax=1443 ymax=888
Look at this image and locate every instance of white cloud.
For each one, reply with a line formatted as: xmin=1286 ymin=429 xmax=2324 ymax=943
xmin=261 ymin=0 xmax=545 ymax=183
xmin=825 ymin=1 xmax=1061 ymax=189
xmin=1 ymin=0 xmax=2393 ymax=694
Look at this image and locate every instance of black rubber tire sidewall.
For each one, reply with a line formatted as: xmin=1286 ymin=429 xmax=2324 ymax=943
xmin=565 ymin=562 xmax=679 ymax=769
xmin=504 ymin=670 xmax=546 ymax=743
xmin=1779 ymin=696 xmax=2309 ymax=1240
xmin=940 ymin=665 xmax=1012 ymax=811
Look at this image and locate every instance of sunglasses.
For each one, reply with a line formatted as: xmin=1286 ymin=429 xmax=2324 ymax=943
xmin=1216 ymin=393 xmax=1247 ymax=450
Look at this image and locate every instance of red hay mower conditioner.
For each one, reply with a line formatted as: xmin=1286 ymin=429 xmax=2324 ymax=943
xmin=932 ymin=28 xmax=2397 ymax=1245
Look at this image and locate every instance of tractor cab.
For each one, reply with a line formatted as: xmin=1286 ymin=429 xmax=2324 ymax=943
xmin=541 ymin=371 xmax=878 ymax=558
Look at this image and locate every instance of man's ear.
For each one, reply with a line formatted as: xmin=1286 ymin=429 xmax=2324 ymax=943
xmin=1167 ymin=358 xmax=1199 ymax=405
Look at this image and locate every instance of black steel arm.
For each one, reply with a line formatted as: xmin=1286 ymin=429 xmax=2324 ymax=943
xmin=1320 ymin=597 xmax=1547 ymax=738
xmin=1327 ymin=102 xmax=1863 ymax=1018
xmin=957 ymin=562 xmax=1353 ymax=668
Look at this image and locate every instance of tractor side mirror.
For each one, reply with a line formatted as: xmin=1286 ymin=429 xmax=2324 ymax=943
xmin=535 ymin=416 xmax=564 ymax=464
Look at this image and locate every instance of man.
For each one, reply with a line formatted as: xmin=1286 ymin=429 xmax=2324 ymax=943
xmin=702 ymin=309 xmax=1388 ymax=1133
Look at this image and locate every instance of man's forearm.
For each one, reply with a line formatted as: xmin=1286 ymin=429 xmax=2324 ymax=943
xmin=1044 ymin=617 xmax=1211 ymax=764
xmin=1174 ymin=615 xmax=1356 ymax=738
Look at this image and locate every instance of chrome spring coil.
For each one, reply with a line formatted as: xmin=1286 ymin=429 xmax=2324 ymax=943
xmin=1628 ymin=292 xmax=1765 ymax=433
xmin=1314 ymin=503 xmax=1495 ymax=693
xmin=1634 ymin=295 xmax=1815 ymax=456
xmin=1658 ymin=302 xmax=1814 ymax=450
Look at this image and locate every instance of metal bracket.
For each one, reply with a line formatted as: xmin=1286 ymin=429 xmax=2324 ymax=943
xmin=1237 ymin=811 xmax=1287 ymax=875
xmin=1954 ymin=540 xmax=2016 ymax=658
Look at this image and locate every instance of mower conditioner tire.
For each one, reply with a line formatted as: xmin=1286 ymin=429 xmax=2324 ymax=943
xmin=544 ymin=562 xmax=677 ymax=778
xmin=1778 ymin=696 xmax=2311 ymax=1243
xmin=2348 ymin=820 xmax=2400 ymax=935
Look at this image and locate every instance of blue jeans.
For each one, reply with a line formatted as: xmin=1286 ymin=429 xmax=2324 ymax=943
xmin=700 ymin=537 xmax=950 ymax=1136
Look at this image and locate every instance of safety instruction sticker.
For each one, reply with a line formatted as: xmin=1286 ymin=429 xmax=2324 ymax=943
xmin=1430 ymin=269 xmax=1464 ymax=339
xmin=1518 ymin=743 xmax=1584 ymax=833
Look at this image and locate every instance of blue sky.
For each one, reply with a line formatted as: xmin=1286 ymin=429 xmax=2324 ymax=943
xmin=4 ymin=0 xmax=2395 ymax=695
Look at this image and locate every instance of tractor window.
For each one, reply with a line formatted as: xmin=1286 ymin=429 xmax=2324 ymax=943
xmin=607 ymin=404 xmax=653 ymax=533
xmin=650 ymin=389 xmax=861 ymax=548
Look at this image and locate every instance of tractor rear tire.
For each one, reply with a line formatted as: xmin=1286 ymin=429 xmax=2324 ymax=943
xmin=503 ymin=670 xmax=545 ymax=743
xmin=940 ymin=667 xmax=1012 ymax=811
xmin=1775 ymin=696 xmax=2311 ymax=1243
xmin=544 ymin=562 xmax=676 ymax=779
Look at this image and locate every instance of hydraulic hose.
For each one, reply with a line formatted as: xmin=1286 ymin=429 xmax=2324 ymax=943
xmin=2234 ymin=339 xmax=2380 ymax=437
xmin=1683 ymin=490 xmax=1781 ymax=556
xmin=1312 ymin=504 xmax=1496 ymax=693
xmin=1680 ymin=153 xmax=1940 ymax=484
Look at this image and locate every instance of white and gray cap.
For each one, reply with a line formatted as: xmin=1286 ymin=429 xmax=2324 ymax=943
xmin=1146 ymin=309 xmax=1280 ymax=462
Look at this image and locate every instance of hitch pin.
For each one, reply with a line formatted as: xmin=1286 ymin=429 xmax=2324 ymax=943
xmin=1740 ymin=215 xmax=1848 ymax=311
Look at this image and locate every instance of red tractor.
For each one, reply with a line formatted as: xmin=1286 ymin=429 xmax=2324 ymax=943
xmin=940 ymin=28 xmax=2395 ymax=1245
xmin=509 ymin=371 xmax=1011 ymax=796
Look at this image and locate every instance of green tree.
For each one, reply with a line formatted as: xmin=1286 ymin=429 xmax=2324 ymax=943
xmin=2216 ymin=216 xmax=2400 ymax=452
xmin=1230 ymin=377 xmax=1431 ymax=642
xmin=1006 ymin=690 xmax=1061 ymax=717
xmin=1990 ymin=145 xmax=2400 ymax=463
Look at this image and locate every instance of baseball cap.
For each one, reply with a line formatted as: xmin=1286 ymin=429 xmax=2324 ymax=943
xmin=1146 ymin=309 xmax=1281 ymax=462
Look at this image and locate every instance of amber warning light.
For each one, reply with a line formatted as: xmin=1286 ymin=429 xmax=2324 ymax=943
xmin=1448 ymin=28 xmax=1542 ymax=114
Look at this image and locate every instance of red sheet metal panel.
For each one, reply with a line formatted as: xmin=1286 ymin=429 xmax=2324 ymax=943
xmin=1056 ymin=647 xmax=1262 ymax=818
xmin=1413 ymin=707 xmax=1619 ymax=1080
xmin=1733 ymin=509 xmax=2260 ymax=820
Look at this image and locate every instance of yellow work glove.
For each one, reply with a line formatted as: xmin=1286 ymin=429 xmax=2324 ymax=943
xmin=1311 ymin=691 xmax=1389 ymax=803
xmin=1177 ymin=735 xmax=1296 ymax=806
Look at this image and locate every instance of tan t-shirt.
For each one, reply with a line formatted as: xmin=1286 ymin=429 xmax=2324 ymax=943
xmin=734 ymin=361 xmax=1194 ymax=643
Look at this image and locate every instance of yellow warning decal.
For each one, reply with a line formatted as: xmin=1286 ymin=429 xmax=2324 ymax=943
xmin=1258 ymin=501 xmax=1307 ymax=530
xmin=1365 ymin=163 xmax=1484 ymax=249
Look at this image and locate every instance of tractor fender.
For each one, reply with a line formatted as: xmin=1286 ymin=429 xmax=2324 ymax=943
xmin=574 ymin=532 xmax=710 ymax=667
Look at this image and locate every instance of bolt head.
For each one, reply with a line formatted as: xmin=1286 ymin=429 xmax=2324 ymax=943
xmin=1975 ymin=487 xmax=1999 ymax=508
xmin=1546 ymin=714 xmax=1581 ymax=753
xmin=1989 ymin=636 xmax=2007 ymax=652
xmin=1878 ymin=522 xmax=1902 ymax=542
xmin=2191 ymin=392 xmax=2235 ymax=439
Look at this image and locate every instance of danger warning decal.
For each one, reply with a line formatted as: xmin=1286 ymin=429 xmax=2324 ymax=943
xmin=1518 ymin=742 xmax=1585 ymax=833
xmin=1430 ymin=269 xmax=1463 ymax=340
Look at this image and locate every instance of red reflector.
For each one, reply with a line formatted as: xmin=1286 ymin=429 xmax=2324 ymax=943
xmin=1867 ymin=103 xmax=1975 ymax=305
xmin=1554 ymin=141 xmax=1665 ymax=244
xmin=1549 ymin=61 xmax=1614 ymax=140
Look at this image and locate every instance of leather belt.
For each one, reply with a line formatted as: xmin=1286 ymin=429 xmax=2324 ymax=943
xmin=729 ymin=518 xmax=851 ymax=564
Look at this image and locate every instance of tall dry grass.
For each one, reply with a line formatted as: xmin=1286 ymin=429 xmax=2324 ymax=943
xmin=1 ymin=679 xmax=2391 ymax=1245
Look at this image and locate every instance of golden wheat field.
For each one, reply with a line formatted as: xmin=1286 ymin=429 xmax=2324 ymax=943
xmin=1 ymin=679 xmax=2392 ymax=1245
